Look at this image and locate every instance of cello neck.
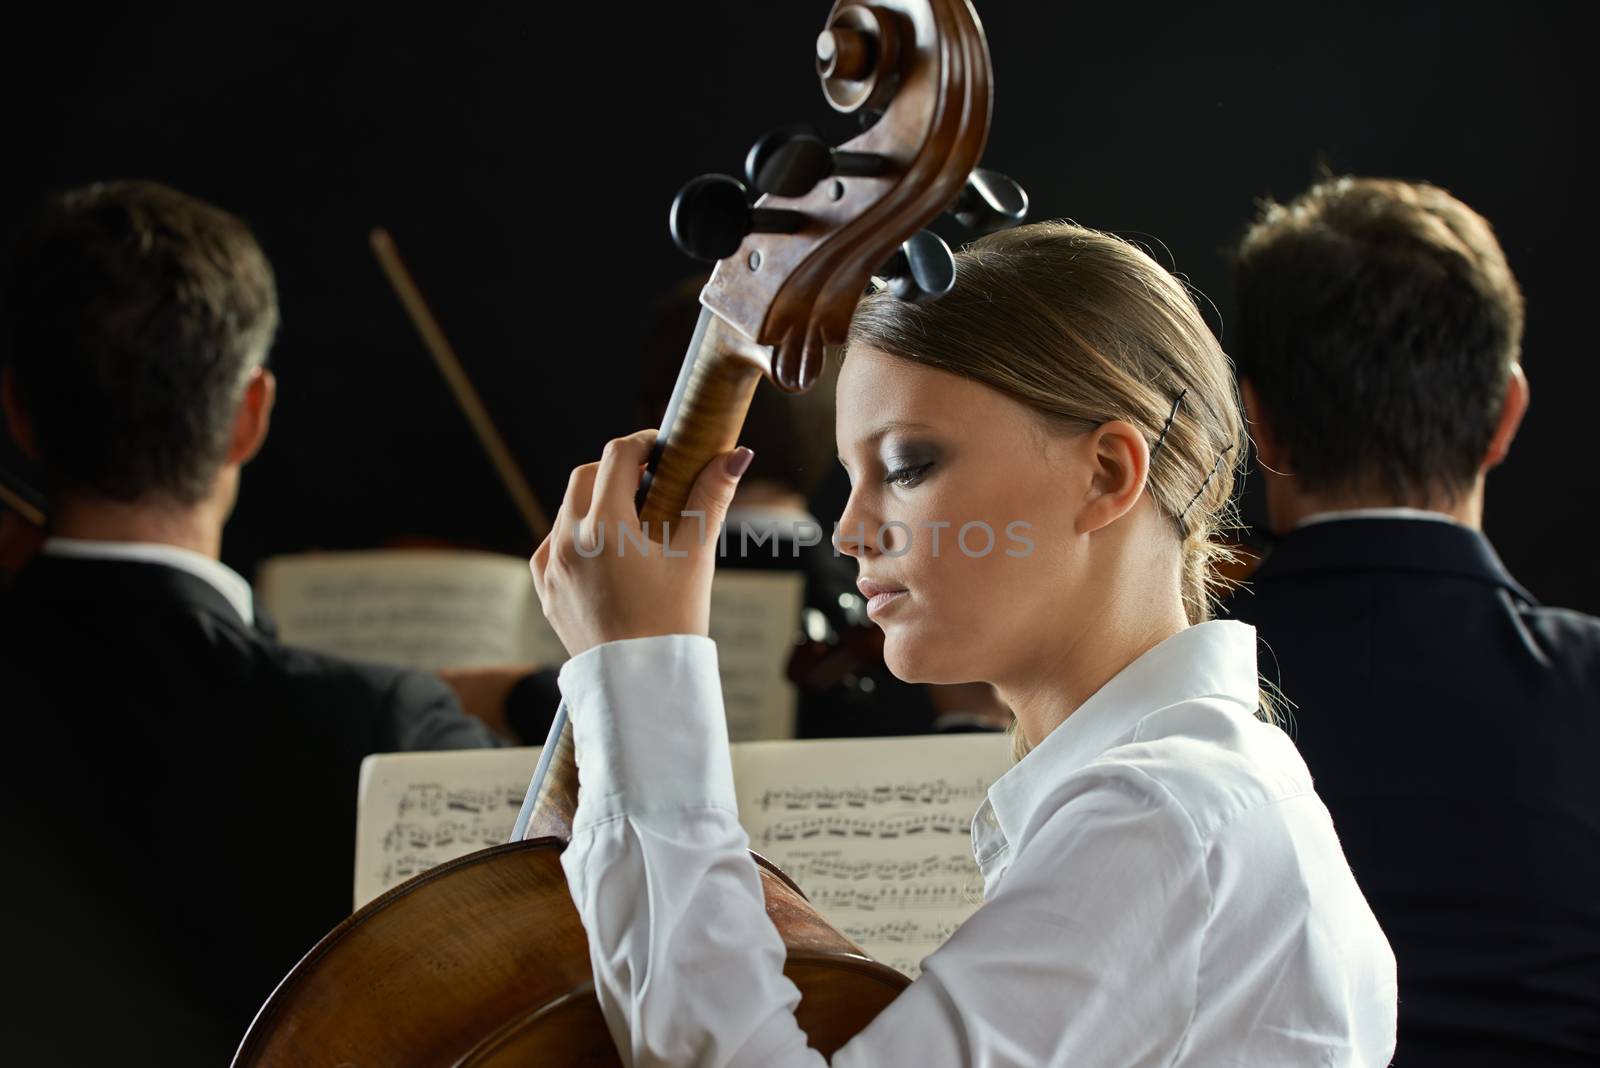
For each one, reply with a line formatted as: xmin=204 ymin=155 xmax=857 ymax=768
xmin=522 ymin=305 xmax=770 ymax=842
xmin=637 ymin=306 xmax=769 ymax=531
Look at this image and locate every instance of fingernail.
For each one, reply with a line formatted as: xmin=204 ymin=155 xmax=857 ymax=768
xmin=726 ymin=447 xmax=754 ymax=479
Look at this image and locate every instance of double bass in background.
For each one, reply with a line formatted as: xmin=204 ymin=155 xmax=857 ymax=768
xmin=233 ymin=1 xmax=1028 ymax=1063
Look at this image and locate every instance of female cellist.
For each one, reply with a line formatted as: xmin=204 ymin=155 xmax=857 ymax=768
xmin=530 ymin=222 xmax=1399 ymax=1065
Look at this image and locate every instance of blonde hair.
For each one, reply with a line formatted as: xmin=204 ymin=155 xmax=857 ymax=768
xmin=847 ymin=222 xmax=1273 ymax=745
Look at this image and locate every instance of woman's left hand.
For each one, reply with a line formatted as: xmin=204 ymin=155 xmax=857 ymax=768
xmin=529 ymin=429 xmax=753 ymax=658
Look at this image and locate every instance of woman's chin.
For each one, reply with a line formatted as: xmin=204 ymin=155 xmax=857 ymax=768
xmin=881 ymin=628 xmax=975 ymax=685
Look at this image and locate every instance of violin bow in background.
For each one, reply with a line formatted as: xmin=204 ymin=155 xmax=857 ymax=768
xmin=0 ymin=462 xmax=45 ymax=527
xmin=368 ymin=227 xmax=551 ymax=545
xmin=0 ymin=463 xmax=46 ymax=587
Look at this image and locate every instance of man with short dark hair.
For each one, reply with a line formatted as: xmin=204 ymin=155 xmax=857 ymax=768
xmin=1225 ymin=176 xmax=1599 ymax=1067
xmin=0 ymin=181 xmax=504 ymax=1061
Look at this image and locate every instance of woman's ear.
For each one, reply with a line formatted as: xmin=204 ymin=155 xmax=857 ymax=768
xmin=1076 ymin=420 xmax=1149 ymax=535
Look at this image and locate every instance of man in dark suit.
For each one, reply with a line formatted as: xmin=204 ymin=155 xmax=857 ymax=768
xmin=1224 ymin=176 xmax=1599 ymax=1067
xmin=0 ymin=181 xmax=505 ymax=1062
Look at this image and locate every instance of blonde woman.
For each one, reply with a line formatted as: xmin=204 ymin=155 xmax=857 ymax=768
xmin=530 ymin=222 xmax=1398 ymax=1066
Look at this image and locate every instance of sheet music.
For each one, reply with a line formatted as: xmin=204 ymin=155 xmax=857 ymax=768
xmin=259 ymin=550 xmax=553 ymax=669
xmin=264 ymin=550 xmax=804 ymax=740
xmin=732 ymin=733 xmax=1013 ymax=978
xmin=353 ymin=747 xmax=542 ymax=910
xmin=355 ymin=734 xmax=1013 ymax=978
xmin=706 ymin=571 xmax=805 ymax=741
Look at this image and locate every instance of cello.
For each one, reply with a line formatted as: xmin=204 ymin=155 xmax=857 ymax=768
xmin=233 ymin=2 xmax=1010 ymax=1061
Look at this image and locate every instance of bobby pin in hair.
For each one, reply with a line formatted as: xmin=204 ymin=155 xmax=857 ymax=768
xmin=1177 ymin=443 xmax=1236 ymax=536
xmin=1149 ymin=389 xmax=1186 ymax=463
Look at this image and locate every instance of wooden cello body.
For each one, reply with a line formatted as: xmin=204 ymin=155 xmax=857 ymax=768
xmin=234 ymin=843 xmax=904 ymax=1065
xmin=235 ymin=1 xmax=1003 ymax=1061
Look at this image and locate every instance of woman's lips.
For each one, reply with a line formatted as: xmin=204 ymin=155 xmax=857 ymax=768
xmin=857 ymin=578 xmax=909 ymax=618
xmin=865 ymin=589 xmax=908 ymax=617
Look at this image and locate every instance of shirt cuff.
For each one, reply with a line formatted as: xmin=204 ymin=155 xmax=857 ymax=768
xmin=557 ymin=634 xmax=736 ymax=830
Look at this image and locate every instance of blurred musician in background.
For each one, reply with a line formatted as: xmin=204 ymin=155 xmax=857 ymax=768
xmin=1224 ymin=176 xmax=1600 ymax=1067
xmin=0 ymin=181 xmax=513 ymax=1061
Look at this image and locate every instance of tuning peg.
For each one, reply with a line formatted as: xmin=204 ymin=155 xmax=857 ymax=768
xmin=745 ymin=128 xmax=888 ymax=198
xmin=948 ymin=168 xmax=1029 ymax=234
xmin=876 ymin=230 xmax=956 ymax=304
xmin=669 ymin=174 xmax=806 ymax=261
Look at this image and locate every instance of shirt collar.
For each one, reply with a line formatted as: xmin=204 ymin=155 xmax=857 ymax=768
xmin=1296 ymin=506 xmax=1465 ymax=530
xmin=41 ymin=537 xmax=255 ymax=626
xmin=973 ymin=620 xmax=1259 ymax=889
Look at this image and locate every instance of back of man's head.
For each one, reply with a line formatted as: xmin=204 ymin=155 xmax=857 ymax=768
xmin=1235 ymin=176 xmax=1524 ymax=506
xmin=5 ymin=180 xmax=278 ymax=506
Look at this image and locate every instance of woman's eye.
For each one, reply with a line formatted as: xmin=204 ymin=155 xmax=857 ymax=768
xmin=883 ymin=462 xmax=933 ymax=488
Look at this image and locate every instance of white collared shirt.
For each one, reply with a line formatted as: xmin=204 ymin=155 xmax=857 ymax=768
xmin=1296 ymin=506 xmax=1465 ymax=530
xmin=557 ymin=622 xmax=1397 ymax=1067
xmin=42 ymin=536 xmax=255 ymax=626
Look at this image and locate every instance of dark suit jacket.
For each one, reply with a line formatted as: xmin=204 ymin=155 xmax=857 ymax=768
xmin=1223 ymin=518 xmax=1600 ymax=1067
xmin=0 ymin=554 xmax=502 ymax=1064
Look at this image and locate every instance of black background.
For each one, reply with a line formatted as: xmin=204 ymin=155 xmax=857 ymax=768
xmin=1 ymin=2 xmax=1590 ymax=611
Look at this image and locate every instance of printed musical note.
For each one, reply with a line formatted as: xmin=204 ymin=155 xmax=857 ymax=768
xmin=758 ymin=778 xmax=989 ymax=813
xmin=840 ymin=919 xmax=963 ymax=947
xmin=758 ymin=811 xmax=971 ymax=846
xmin=809 ymin=883 xmax=977 ymax=912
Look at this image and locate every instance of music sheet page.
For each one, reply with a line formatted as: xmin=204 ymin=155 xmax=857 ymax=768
xmin=706 ymin=571 xmax=805 ymax=740
xmin=353 ymin=747 xmax=542 ymax=910
xmin=355 ymin=733 xmax=1013 ymax=978
xmin=258 ymin=550 xmax=550 ymax=669
xmin=263 ymin=550 xmax=804 ymax=740
xmin=732 ymin=733 xmax=1013 ymax=978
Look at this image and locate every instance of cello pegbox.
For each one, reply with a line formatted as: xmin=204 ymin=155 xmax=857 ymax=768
xmin=699 ymin=0 xmax=993 ymax=395
xmin=744 ymin=128 xmax=890 ymax=199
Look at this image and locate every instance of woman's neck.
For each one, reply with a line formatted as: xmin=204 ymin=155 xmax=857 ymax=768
xmin=996 ymin=538 xmax=1191 ymax=750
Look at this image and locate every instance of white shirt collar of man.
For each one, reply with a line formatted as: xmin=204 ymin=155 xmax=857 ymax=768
xmin=42 ymin=536 xmax=256 ymax=627
xmin=1296 ymin=506 xmax=1465 ymax=529
xmin=972 ymin=619 xmax=1259 ymax=895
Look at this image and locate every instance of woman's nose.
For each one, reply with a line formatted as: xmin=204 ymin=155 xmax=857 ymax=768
xmin=834 ymin=491 xmax=879 ymax=559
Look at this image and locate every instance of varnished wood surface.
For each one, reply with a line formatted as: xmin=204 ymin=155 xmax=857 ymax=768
xmin=637 ymin=313 xmax=768 ymax=532
xmin=233 ymin=841 xmax=906 ymax=1065
xmin=704 ymin=0 xmax=992 ymax=391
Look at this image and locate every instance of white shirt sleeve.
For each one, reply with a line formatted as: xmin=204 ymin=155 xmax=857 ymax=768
xmin=557 ymin=635 xmax=1220 ymax=1068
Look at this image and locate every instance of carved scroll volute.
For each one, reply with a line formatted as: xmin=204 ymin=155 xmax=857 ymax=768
xmin=701 ymin=0 xmax=993 ymax=393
